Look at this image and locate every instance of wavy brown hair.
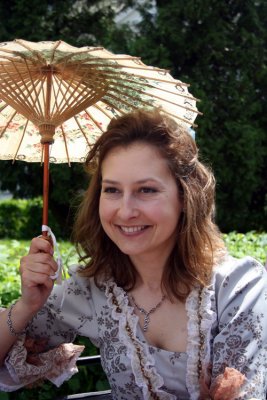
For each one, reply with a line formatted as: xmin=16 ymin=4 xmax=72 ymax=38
xmin=73 ymin=108 xmax=226 ymax=301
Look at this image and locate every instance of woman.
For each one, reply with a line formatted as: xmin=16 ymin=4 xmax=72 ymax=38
xmin=0 ymin=109 xmax=266 ymax=399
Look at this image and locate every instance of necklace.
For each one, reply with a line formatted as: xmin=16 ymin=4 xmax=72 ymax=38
xmin=129 ymin=294 xmax=166 ymax=332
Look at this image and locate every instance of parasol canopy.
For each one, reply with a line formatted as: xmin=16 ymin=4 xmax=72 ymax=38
xmin=0 ymin=39 xmax=199 ymax=163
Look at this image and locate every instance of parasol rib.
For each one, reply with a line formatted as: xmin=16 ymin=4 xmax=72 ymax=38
xmin=104 ymin=92 xmax=198 ymax=127
xmin=0 ymin=61 xmax=46 ymax=121
xmin=49 ymin=69 xmax=69 ymax=117
xmin=50 ymin=61 xmax=92 ymax=118
xmin=59 ymin=125 xmax=71 ymax=167
xmin=29 ymin=74 xmax=48 ymax=122
xmin=51 ymin=72 xmax=107 ymax=124
xmin=101 ymin=99 xmax=130 ymax=116
xmin=104 ymin=91 xmax=156 ymax=113
xmin=0 ymin=103 xmax=8 ymax=113
xmin=12 ymin=119 xmax=29 ymax=163
xmin=23 ymin=59 xmax=46 ymax=118
xmin=9 ymin=59 xmax=41 ymax=115
xmin=45 ymin=69 xmax=52 ymax=120
xmin=93 ymin=72 xmax=199 ymax=101
xmin=55 ymin=46 xmax=105 ymax=64
xmin=63 ymin=60 xmax=172 ymax=77
xmin=0 ymin=110 xmax=17 ymax=138
xmin=68 ymin=62 xmax=189 ymax=86
xmin=49 ymin=55 xmax=83 ymax=116
xmin=57 ymin=55 xmax=142 ymax=66
xmin=164 ymin=109 xmax=198 ymax=128
xmin=0 ymin=64 xmax=39 ymax=117
xmin=107 ymin=84 xmax=201 ymax=115
xmin=94 ymin=102 xmax=124 ymax=119
xmin=50 ymin=41 xmax=61 ymax=64
xmin=15 ymin=39 xmax=48 ymax=64
xmin=74 ymin=116 xmax=94 ymax=148
xmin=84 ymin=110 xmax=105 ymax=133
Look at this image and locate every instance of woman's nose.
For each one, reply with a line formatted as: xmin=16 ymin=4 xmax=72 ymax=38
xmin=117 ymin=194 xmax=139 ymax=219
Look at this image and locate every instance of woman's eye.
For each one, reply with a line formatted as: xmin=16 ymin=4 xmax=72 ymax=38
xmin=139 ymin=187 xmax=157 ymax=194
xmin=103 ymin=187 xmax=119 ymax=194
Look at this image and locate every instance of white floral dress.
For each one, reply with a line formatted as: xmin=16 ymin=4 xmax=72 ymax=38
xmin=1 ymin=255 xmax=267 ymax=399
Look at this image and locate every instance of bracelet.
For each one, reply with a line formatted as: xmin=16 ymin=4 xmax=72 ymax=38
xmin=7 ymin=302 xmax=27 ymax=336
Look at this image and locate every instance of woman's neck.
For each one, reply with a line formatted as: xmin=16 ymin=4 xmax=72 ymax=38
xmin=129 ymin=254 xmax=167 ymax=290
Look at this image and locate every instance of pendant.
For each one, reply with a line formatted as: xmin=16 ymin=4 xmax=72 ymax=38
xmin=143 ymin=314 xmax=150 ymax=332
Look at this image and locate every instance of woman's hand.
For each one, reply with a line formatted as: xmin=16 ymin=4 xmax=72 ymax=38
xmin=19 ymin=237 xmax=58 ymax=314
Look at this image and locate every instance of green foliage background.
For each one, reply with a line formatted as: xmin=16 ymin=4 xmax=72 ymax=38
xmin=0 ymin=0 xmax=266 ymax=235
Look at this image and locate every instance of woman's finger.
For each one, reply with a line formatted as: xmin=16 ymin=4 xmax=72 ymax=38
xmin=23 ymin=253 xmax=57 ymax=270
xmin=29 ymin=237 xmax=54 ymax=255
xmin=21 ymin=270 xmax=55 ymax=288
xmin=20 ymin=260 xmax=57 ymax=277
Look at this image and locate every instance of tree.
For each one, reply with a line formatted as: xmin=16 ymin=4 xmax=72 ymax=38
xmin=124 ymin=0 xmax=267 ymax=231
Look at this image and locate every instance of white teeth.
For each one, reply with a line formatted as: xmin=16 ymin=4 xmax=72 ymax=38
xmin=120 ymin=226 xmax=145 ymax=233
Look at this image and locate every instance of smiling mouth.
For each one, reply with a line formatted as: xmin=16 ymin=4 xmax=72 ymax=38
xmin=119 ymin=225 xmax=148 ymax=233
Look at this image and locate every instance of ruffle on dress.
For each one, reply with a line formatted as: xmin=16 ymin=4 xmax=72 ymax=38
xmin=185 ymin=276 xmax=247 ymax=400
xmin=185 ymin=286 xmax=202 ymax=400
xmin=0 ymin=332 xmax=84 ymax=392
xmin=105 ymin=280 xmax=176 ymax=400
xmin=185 ymin=279 xmax=217 ymax=400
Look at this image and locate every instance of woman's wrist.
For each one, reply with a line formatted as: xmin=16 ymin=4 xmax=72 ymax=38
xmin=6 ymin=299 xmax=36 ymax=336
xmin=7 ymin=301 xmax=27 ymax=336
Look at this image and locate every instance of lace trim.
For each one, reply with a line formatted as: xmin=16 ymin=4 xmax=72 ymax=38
xmin=105 ymin=280 xmax=176 ymax=400
xmin=185 ymin=277 xmax=216 ymax=400
xmin=200 ymin=280 xmax=217 ymax=377
xmin=0 ymin=333 xmax=84 ymax=391
xmin=185 ymin=287 xmax=201 ymax=400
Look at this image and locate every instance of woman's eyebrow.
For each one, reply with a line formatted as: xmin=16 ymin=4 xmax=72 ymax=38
xmin=135 ymin=178 xmax=160 ymax=184
xmin=101 ymin=179 xmax=119 ymax=184
xmin=102 ymin=178 xmax=161 ymax=185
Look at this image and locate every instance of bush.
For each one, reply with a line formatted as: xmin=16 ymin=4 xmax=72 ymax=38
xmin=223 ymin=231 xmax=267 ymax=264
xmin=0 ymin=239 xmax=79 ymax=307
xmin=0 ymin=241 xmax=22 ymax=306
xmin=0 ymin=198 xmax=62 ymax=239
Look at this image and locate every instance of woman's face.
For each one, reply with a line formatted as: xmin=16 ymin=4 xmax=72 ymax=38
xmin=99 ymin=142 xmax=183 ymax=264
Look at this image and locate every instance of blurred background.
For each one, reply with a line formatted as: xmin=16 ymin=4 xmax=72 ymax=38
xmin=0 ymin=0 xmax=266 ymax=237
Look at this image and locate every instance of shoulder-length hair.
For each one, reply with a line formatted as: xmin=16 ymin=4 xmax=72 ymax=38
xmin=72 ymin=108 xmax=226 ymax=301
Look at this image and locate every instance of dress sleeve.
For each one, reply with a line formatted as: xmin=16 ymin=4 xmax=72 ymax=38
xmin=210 ymin=256 xmax=267 ymax=400
xmin=27 ymin=266 xmax=99 ymax=347
xmin=0 ymin=266 xmax=99 ymax=392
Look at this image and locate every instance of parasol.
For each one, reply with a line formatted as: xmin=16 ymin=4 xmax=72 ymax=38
xmin=0 ymin=39 xmax=200 ymax=236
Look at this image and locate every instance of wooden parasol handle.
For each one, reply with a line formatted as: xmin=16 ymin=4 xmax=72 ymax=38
xmin=41 ymin=68 xmax=54 ymax=237
xmin=42 ymin=142 xmax=50 ymax=236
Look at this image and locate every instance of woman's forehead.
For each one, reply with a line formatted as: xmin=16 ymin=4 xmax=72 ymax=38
xmin=101 ymin=143 xmax=175 ymax=183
